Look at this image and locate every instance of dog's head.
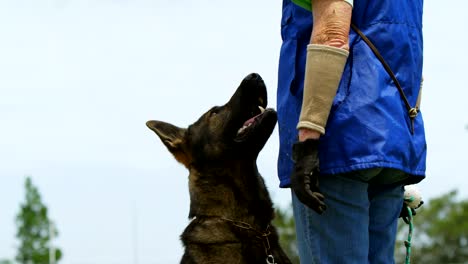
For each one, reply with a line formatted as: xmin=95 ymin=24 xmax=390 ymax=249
xmin=146 ymin=73 xmax=277 ymax=168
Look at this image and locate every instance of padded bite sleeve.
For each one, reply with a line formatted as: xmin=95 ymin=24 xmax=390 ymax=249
xmin=297 ymin=44 xmax=349 ymax=134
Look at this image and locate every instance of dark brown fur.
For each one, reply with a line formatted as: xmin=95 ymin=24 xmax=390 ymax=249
xmin=147 ymin=73 xmax=291 ymax=264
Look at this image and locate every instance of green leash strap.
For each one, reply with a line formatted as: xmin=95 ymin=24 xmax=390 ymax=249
xmin=404 ymin=206 xmax=413 ymax=264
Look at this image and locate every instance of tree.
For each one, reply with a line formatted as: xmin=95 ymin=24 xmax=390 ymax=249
xmin=273 ymin=205 xmax=300 ymax=264
xmin=0 ymin=260 xmax=14 ymax=264
xmin=395 ymin=190 xmax=468 ymax=263
xmin=15 ymin=177 xmax=62 ymax=264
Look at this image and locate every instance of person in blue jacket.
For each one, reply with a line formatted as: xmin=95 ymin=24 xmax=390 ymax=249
xmin=276 ymin=0 xmax=426 ymax=263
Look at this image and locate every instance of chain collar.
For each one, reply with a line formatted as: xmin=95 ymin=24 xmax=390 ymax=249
xmin=220 ymin=217 xmax=277 ymax=264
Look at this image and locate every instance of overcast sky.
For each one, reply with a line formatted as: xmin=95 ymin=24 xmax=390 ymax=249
xmin=1 ymin=0 xmax=467 ymax=263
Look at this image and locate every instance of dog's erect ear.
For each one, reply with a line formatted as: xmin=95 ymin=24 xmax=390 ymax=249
xmin=146 ymin=120 xmax=191 ymax=166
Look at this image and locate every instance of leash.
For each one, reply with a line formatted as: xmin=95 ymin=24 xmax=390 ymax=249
xmin=221 ymin=218 xmax=277 ymax=264
xmin=351 ymin=24 xmax=420 ymax=134
xmin=403 ymin=205 xmax=414 ymax=264
xmin=401 ymin=195 xmax=417 ymax=264
xmin=351 ymin=24 xmax=423 ymax=263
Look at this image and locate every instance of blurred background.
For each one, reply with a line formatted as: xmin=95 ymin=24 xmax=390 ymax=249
xmin=1 ymin=0 xmax=467 ymax=263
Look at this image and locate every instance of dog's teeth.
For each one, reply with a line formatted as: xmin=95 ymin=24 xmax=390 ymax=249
xmin=237 ymin=125 xmax=248 ymax=134
xmin=258 ymin=106 xmax=265 ymax=113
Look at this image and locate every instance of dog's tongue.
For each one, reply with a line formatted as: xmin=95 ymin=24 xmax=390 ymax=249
xmin=243 ymin=116 xmax=258 ymax=127
xmin=242 ymin=106 xmax=266 ymax=126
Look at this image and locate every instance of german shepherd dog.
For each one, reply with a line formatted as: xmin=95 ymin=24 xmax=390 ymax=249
xmin=146 ymin=73 xmax=291 ymax=263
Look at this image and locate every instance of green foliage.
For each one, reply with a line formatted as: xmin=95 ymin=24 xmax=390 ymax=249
xmin=273 ymin=205 xmax=300 ymax=264
xmin=396 ymin=190 xmax=468 ymax=263
xmin=15 ymin=177 xmax=62 ymax=264
xmin=0 ymin=260 xmax=14 ymax=264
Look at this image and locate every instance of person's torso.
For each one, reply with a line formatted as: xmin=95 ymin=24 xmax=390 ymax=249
xmin=276 ymin=0 xmax=426 ymax=187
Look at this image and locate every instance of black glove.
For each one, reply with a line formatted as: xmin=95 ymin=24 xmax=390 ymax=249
xmin=399 ymin=200 xmax=424 ymax=224
xmin=290 ymin=139 xmax=326 ymax=214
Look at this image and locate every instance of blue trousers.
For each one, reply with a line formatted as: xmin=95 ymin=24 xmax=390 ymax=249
xmin=292 ymin=171 xmax=405 ymax=264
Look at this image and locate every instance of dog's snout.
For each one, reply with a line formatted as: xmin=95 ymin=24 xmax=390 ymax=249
xmin=245 ymin=73 xmax=261 ymax=81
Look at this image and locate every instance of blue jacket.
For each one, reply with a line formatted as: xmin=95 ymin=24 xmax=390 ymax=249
xmin=277 ymin=0 xmax=426 ymax=187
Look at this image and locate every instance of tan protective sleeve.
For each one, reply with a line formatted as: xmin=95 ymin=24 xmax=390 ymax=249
xmin=297 ymin=44 xmax=349 ymax=134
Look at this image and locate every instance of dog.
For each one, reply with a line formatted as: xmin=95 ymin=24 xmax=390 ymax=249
xmin=146 ymin=73 xmax=292 ymax=264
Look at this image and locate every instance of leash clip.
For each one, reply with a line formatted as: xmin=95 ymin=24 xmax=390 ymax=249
xmin=408 ymin=107 xmax=419 ymax=134
xmin=408 ymin=108 xmax=419 ymax=119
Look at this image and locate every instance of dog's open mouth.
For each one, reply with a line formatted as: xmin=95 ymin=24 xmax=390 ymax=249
xmin=228 ymin=73 xmax=277 ymax=144
xmin=234 ymin=105 xmax=275 ymax=142
xmin=237 ymin=106 xmax=265 ymax=135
